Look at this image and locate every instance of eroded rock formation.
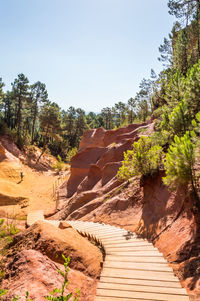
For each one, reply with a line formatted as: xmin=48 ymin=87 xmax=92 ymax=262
xmin=53 ymin=122 xmax=200 ymax=296
xmin=1 ymin=221 xmax=102 ymax=300
xmin=55 ymin=122 xmax=152 ymax=219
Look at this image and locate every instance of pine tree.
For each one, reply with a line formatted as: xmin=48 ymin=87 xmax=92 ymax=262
xmin=163 ymin=131 xmax=198 ymax=199
xmin=74 ymin=108 xmax=89 ymax=146
xmin=2 ymin=91 xmax=15 ymax=129
xmin=11 ymin=74 xmax=29 ymax=140
xmin=30 ymin=81 xmax=48 ymax=144
xmin=164 ymin=70 xmax=184 ymax=109
xmin=101 ymin=107 xmax=114 ymax=129
xmin=173 ymin=28 xmax=188 ymax=74
xmin=38 ymin=102 xmax=62 ymax=161
xmin=127 ymin=98 xmax=136 ymax=124
xmin=158 ymin=37 xmax=173 ymax=66
xmin=114 ymin=102 xmax=127 ymax=127
xmin=184 ymin=61 xmax=200 ymax=117
xmin=168 ymin=99 xmax=190 ymax=136
xmin=168 ymin=0 xmax=200 ymax=59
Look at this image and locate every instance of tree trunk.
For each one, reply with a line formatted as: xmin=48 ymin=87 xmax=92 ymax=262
xmin=16 ymin=95 xmax=22 ymax=139
xmin=31 ymin=104 xmax=37 ymax=144
xmin=36 ymin=125 xmax=49 ymax=163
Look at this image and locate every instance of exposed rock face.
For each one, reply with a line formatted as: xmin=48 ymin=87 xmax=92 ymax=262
xmin=53 ymin=121 xmax=200 ymax=296
xmin=0 ymin=135 xmax=56 ymax=171
xmin=1 ymin=221 xmax=102 ymax=300
xmin=0 ymin=142 xmax=6 ymax=161
xmin=8 ymin=221 xmax=102 ymax=278
xmin=1 ymin=249 xmax=97 ymax=301
xmin=55 ymin=122 xmax=151 ymax=219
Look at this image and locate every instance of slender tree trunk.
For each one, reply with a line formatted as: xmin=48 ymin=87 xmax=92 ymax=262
xmin=16 ymin=95 xmax=22 ymax=139
xmin=31 ymin=103 xmax=37 ymax=144
xmin=37 ymin=125 xmax=49 ymax=163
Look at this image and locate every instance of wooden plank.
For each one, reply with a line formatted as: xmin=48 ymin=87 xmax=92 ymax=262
xmin=106 ymin=250 xmax=163 ymax=256
xmin=104 ymin=261 xmax=172 ymax=272
xmin=95 ymin=297 xmax=151 ymax=301
xmin=106 ymin=245 xmax=157 ymax=252
xmin=106 ymin=251 xmax=163 ymax=257
xmin=44 ymin=220 xmax=187 ymax=300
xmin=105 ymin=255 xmax=167 ymax=263
xmin=96 ymin=288 xmax=189 ymax=301
xmin=97 ymin=282 xmax=188 ymax=295
xmin=99 ymin=233 xmax=138 ymax=239
xmin=99 ymin=276 xmax=182 ymax=288
xmin=83 ymin=228 xmax=125 ymax=234
xmin=103 ymin=240 xmax=152 ymax=246
xmin=101 ymin=268 xmax=178 ymax=282
xmin=72 ymin=224 xmax=115 ymax=231
xmin=46 ymin=220 xmax=60 ymax=227
xmin=74 ymin=228 xmax=126 ymax=237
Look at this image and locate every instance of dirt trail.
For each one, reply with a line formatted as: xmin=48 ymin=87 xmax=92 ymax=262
xmin=0 ymin=156 xmax=68 ymax=218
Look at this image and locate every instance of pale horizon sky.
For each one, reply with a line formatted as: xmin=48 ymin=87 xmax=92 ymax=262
xmin=0 ymin=0 xmax=175 ymax=112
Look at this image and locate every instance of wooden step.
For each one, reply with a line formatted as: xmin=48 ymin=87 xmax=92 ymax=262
xmin=101 ymin=268 xmax=178 ymax=282
xmin=97 ymin=282 xmax=188 ymax=296
xmin=105 ymin=255 xmax=168 ymax=263
xmin=106 ymin=251 xmax=163 ymax=257
xmin=28 ymin=217 xmax=189 ymax=300
xmin=103 ymin=240 xmax=152 ymax=246
xmin=105 ymin=245 xmax=157 ymax=252
xmin=99 ymin=276 xmax=183 ymax=288
xmin=104 ymin=261 xmax=172 ymax=272
xmin=96 ymin=288 xmax=189 ymax=301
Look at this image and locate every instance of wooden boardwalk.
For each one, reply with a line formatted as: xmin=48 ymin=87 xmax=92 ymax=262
xmin=27 ymin=212 xmax=189 ymax=301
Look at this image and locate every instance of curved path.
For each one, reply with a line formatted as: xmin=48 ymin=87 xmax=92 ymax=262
xmin=27 ymin=212 xmax=189 ymax=301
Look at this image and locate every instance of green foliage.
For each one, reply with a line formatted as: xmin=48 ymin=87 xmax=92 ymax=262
xmin=163 ymin=131 xmax=197 ymax=190
xmin=184 ymin=61 xmax=200 ymax=118
xmin=45 ymin=255 xmax=80 ymax=301
xmin=150 ymin=130 xmax=170 ymax=148
xmin=66 ymin=147 xmax=77 ymax=163
xmin=0 ymin=218 xmax=20 ymax=256
xmin=168 ymin=99 xmax=190 ymax=136
xmin=164 ymin=70 xmax=184 ymax=108
xmin=0 ymin=288 xmax=8 ymax=297
xmin=53 ymin=155 xmax=64 ymax=172
xmin=117 ymin=136 xmax=163 ymax=181
xmin=173 ymin=28 xmax=188 ymax=74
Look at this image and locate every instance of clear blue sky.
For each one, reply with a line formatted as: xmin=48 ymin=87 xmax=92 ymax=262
xmin=0 ymin=0 xmax=174 ymax=112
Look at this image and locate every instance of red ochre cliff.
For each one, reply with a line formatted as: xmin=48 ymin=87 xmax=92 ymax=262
xmin=53 ymin=121 xmax=200 ymax=296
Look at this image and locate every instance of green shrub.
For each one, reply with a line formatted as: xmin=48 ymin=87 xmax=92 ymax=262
xmin=66 ymin=147 xmax=77 ymax=163
xmin=53 ymin=155 xmax=64 ymax=172
xmin=0 ymin=288 xmax=8 ymax=297
xmin=117 ymin=136 xmax=163 ymax=181
xmin=163 ymin=131 xmax=197 ymax=191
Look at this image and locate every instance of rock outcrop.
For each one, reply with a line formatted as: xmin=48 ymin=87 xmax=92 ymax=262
xmin=7 ymin=221 xmax=102 ymax=278
xmin=52 ymin=121 xmax=200 ymax=296
xmin=1 ymin=221 xmax=102 ymax=300
xmin=55 ymin=122 xmax=152 ymax=219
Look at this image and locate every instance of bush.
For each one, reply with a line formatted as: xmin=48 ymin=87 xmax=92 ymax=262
xmin=163 ymin=131 xmax=197 ymax=191
xmin=66 ymin=147 xmax=77 ymax=163
xmin=117 ymin=136 xmax=163 ymax=181
xmin=53 ymin=155 xmax=64 ymax=172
